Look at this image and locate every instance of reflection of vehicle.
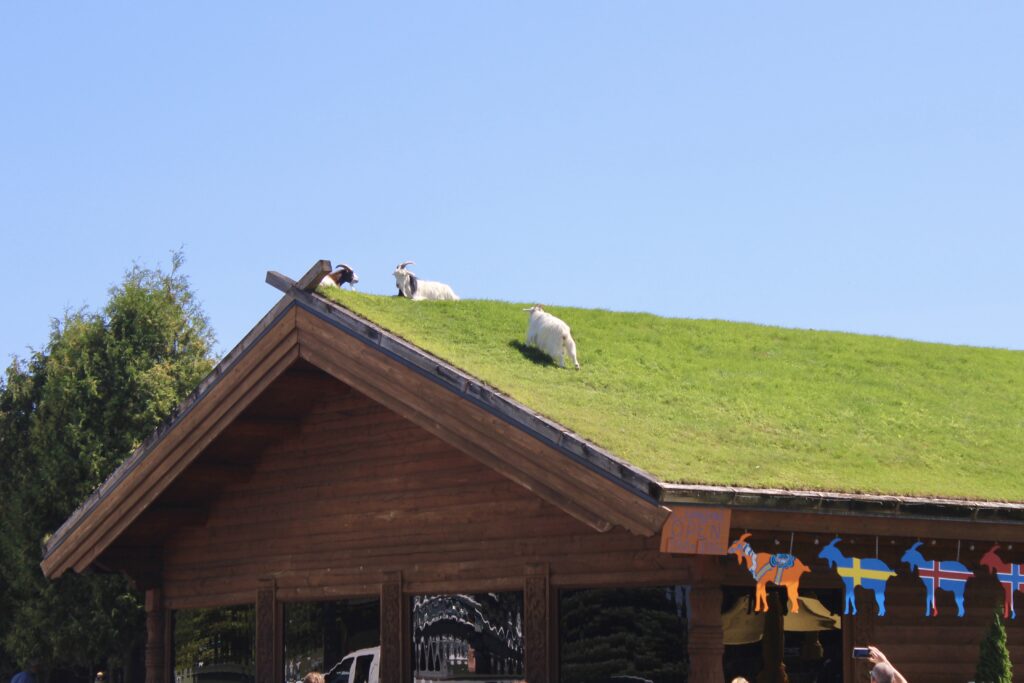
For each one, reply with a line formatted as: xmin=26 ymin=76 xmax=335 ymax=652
xmin=325 ymin=646 xmax=379 ymax=683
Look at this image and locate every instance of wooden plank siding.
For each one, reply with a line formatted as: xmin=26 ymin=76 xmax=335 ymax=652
xmin=160 ymin=377 xmax=700 ymax=609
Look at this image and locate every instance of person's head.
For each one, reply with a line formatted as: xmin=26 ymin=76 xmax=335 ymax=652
xmin=730 ymin=678 xmax=750 ymax=683
xmin=870 ymin=662 xmax=896 ymax=683
xmin=302 ymin=673 xmax=325 ymax=683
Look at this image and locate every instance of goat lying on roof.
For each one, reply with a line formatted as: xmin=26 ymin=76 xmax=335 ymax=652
xmin=320 ymin=263 xmax=359 ymax=288
xmin=393 ymin=261 xmax=459 ymax=301
xmin=524 ymin=305 xmax=580 ymax=370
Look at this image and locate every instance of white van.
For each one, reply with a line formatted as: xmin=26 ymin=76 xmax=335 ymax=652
xmin=324 ymin=646 xmax=379 ymax=683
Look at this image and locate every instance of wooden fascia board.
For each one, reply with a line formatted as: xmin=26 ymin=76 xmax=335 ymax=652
xmin=41 ymin=304 xmax=301 ymax=579
xmin=728 ymin=507 xmax=1024 ymax=543
xmin=292 ymin=304 xmax=669 ymax=536
xmin=662 ymin=483 xmax=1024 ymax=528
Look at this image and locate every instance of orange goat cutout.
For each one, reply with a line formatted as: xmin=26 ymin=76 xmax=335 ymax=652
xmin=727 ymin=532 xmax=811 ymax=613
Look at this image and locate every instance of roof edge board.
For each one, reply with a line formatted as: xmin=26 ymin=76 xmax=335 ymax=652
xmin=64 ymin=333 xmax=301 ymax=577
xmin=41 ymin=293 xmax=299 ymax=564
xmin=662 ymin=483 xmax=1024 ymax=524
xmin=291 ymin=288 xmax=664 ymax=505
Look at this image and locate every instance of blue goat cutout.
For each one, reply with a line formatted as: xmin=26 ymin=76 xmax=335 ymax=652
xmin=817 ymin=537 xmax=896 ymax=616
xmin=901 ymin=542 xmax=974 ymax=617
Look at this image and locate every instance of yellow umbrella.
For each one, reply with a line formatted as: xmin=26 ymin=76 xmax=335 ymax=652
xmin=722 ymin=595 xmax=841 ymax=645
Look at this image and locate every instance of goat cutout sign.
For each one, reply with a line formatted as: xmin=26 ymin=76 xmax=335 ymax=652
xmin=901 ymin=542 xmax=974 ymax=617
xmin=980 ymin=544 xmax=1024 ymax=620
xmin=817 ymin=537 xmax=897 ymax=616
xmin=727 ymin=533 xmax=810 ymax=613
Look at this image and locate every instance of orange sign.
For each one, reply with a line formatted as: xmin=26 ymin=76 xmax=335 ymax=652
xmin=659 ymin=506 xmax=731 ymax=555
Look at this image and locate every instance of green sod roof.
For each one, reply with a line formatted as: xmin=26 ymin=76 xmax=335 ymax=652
xmin=319 ymin=288 xmax=1024 ymax=503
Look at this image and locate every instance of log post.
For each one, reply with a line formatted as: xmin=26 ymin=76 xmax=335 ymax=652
xmin=380 ymin=571 xmax=404 ymax=683
xmin=687 ymin=556 xmax=725 ymax=683
xmin=524 ymin=563 xmax=550 ymax=683
xmin=256 ymin=578 xmax=280 ymax=683
xmin=145 ymin=588 xmax=165 ymax=683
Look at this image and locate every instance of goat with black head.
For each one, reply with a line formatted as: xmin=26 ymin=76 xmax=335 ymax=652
xmin=320 ymin=263 xmax=359 ymax=289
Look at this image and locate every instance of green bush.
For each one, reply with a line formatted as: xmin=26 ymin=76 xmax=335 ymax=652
xmin=975 ymin=608 xmax=1012 ymax=683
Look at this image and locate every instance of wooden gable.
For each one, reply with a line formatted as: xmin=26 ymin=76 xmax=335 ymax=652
xmin=41 ymin=274 xmax=669 ymax=583
xmin=159 ymin=369 xmax=694 ymax=609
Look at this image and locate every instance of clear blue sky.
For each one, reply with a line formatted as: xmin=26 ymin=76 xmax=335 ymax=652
xmin=2 ymin=3 xmax=1022 ymax=365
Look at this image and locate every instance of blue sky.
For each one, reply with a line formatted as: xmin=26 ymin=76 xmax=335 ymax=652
xmin=2 ymin=3 xmax=1022 ymax=364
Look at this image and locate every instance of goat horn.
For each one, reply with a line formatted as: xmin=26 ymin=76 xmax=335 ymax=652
xmin=397 ymin=261 xmax=415 ymax=270
xmin=336 ymin=263 xmax=352 ymax=270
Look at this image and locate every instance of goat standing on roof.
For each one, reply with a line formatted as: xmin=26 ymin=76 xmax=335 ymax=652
xmin=320 ymin=263 xmax=359 ymax=288
xmin=393 ymin=261 xmax=459 ymax=301
xmin=524 ymin=305 xmax=580 ymax=370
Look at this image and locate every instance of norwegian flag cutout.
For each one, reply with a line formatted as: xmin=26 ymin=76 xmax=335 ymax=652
xmin=900 ymin=542 xmax=974 ymax=617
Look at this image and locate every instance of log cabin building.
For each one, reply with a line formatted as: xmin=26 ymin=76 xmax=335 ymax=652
xmin=41 ymin=262 xmax=1024 ymax=683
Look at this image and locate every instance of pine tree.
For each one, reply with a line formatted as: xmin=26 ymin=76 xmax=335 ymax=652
xmin=975 ymin=608 xmax=1012 ymax=683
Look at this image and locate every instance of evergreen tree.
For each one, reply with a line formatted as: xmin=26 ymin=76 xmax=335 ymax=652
xmin=0 ymin=254 xmax=215 ymax=682
xmin=975 ymin=608 xmax=1012 ymax=683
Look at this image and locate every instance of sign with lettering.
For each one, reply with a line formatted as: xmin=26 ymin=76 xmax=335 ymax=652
xmin=659 ymin=506 xmax=731 ymax=555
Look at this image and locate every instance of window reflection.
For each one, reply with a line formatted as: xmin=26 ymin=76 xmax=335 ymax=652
xmin=559 ymin=586 xmax=688 ymax=683
xmin=411 ymin=593 xmax=524 ymax=682
xmin=173 ymin=605 xmax=256 ymax=683
xmin=284 ymin=598 xmax=380 ymax=683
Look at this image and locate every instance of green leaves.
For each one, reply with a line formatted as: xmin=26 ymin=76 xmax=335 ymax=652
xmin=975 ymin=609 xmax=1012 ymax=683
xmin=0 ymin=254 xmax=214 ymax=679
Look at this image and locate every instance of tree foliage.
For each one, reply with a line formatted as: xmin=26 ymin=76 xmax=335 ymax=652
xmin=559 ymin=587 xmax=687 ymax=683
xmin=975 ymin=608 xmax=1012 ymax=683
xmin=0 ymin=255 xmax=215 ymax=681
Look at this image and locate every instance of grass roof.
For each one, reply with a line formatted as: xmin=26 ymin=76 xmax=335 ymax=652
xmin=318 ymin=288 xmax=1024 ymax=503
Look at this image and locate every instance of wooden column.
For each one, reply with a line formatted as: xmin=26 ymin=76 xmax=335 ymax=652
xmin=687 ymin=556 xmax=725 ymax=683
xmin=849 ymin=593 xmax=876 ymax=682
xmin=380 ymin=571 xmax=404 ymax=683
xmin=145 ymin=588 xmax=165 ymax=683
xmin=524 ymin=563 xmax=550 ymax=683
xmin=256 ymin=578 xmax=281 ymax=683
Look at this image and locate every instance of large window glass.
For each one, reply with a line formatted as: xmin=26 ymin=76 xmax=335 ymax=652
xmin=411 ymin=592 xmax=524 ymax=681
xmin=284 ymin=598 xmax=380 ymax=683
xmin=559 ymin=586 xmax=688 ymax=683
xmin=174 ymin=605 xmax=256 ymax=683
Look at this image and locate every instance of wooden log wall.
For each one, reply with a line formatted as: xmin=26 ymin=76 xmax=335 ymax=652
xmin=721 ymin=530 xmax=1024 ymax=683
xmin=161 ymin=379 xmax=699 ymax=607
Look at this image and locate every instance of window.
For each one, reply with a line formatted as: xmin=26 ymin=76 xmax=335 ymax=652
xmin=352 ymin=655 xmax=374 ymax=683
xmin=284 ymin=598 xmax=379 ymax=683
xmin=559 ymin=586 xmax=688 ymax=683
xmin=173 ymin=605 xmax=256 ymax=683
xmin=411 ymin=592 xmax=524 ymax=681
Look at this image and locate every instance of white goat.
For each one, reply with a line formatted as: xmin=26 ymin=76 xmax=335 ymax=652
xmin=393 ymin=261 xmax=459 ymax=301
xmin=524 ymin=305 xmax=580 ymax=369
xmin=320 ymin=263 xmax=359 ymax=288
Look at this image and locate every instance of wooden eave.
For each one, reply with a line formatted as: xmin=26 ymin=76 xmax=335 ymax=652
xmin=663 ymin=482 xmax=1024 ymax=539
xmin=41 ymin=267 xmax=670 ymax=580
